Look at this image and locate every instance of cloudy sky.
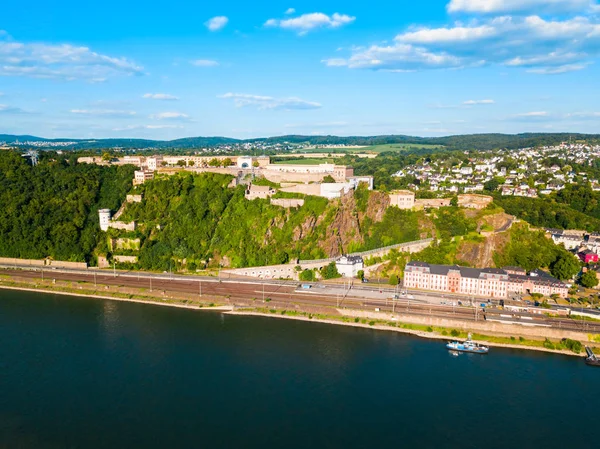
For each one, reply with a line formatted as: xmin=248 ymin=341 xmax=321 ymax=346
xmin=1 ymin=0 xmax=600 ymax=139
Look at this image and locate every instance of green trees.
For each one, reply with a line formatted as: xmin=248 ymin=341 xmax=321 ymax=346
xmin=494 ymin=223 xmax=579 ymax=275
xmin=299 ymin=269 xmax=315 ymax=282
xmin=550 ymin=253 xmax=580 ymax=281
xmin=495 ymin=196 xmax=600 ymax=231
xmin=483 ymin=178 xmax=500 ymax=192
xmin=322 ymin=175 xmax=336 ymax=183
xmin=581 ymin=270 xmax=599 ymax=288
xmin=356 ymin=269 xmax=365 ymax=281
xmin=0 ymin=150 xmax=134 ymax=263
xmin=320 ymin=262 xmax=341 ymax=280
xmin=389 ymin=274 xmax=399 ymax=285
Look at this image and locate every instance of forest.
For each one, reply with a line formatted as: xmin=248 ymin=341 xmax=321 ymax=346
xmin=0 ymin=150 xmax=134 ymax=262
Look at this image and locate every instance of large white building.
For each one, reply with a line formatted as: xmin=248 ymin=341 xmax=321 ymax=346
xmin=336 ymin=255 xmax=364 ymax=278
xmin=404 ymin=262 xmax=568 ymax=298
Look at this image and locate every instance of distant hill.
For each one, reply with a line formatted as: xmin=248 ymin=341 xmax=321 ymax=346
xmin=1 ymin=132 xmax=599 ymax=151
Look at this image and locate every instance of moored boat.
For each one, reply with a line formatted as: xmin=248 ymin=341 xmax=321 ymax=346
xmin=446 ymin=334 xmax=489 ymax=354
xmin=585 ymin=346 xmax=600 ymax=367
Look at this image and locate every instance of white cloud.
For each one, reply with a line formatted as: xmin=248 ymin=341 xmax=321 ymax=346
xmin=327 ymin=14 xmax=600 ymax=73
xmin=324 ymin=43 xmax=463 ymax=70
xmin=149 ymin=112 xmax=191 ymax=120
xmin=447 ymin=0 xmax=594 ymax=14
xmin=0 ymin=33 xmax=143 ymax=81
xmin=219 ymin=93 xmax=322 ymax=110
xmin=0 ymin=104 xmax=29 ymax=114
xmin=190 ymin=59 xmax=219 ymax=67
xmin=565 ymin=111 xmax=600 ymax=118
xmin=70 ymin=109 xmax=136 ymax=117
xmin=463 ymin=99 xmax=495 ymax=105
xmin=143 ymin=93 xmax=179 ymax=100
xmin=399 ymin=25 xmax=498 ymax=43
xmin=113 ymin=124 xmax=184 ymax=131
xmin=516 ymin=111 xmax=549 ymax=117
xmin=265 ymin=12 xmax=355 ymax=34
xmin=285 ymin=8 xmax=296 ymax=15
xmin=205 ymin=16 xmax=229 ymax=31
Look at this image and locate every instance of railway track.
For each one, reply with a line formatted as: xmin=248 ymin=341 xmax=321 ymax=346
xmin=3 ymin=268 xmax=600 ymax=333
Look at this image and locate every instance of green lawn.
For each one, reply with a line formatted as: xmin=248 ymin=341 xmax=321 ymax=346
xmin=272 ymin=158 xmax=333 ymax=165
xmin=359 ymin=143 xmax=445 ymax=153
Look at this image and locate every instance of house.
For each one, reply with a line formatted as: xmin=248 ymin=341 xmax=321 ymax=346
xmin=134 ymin=170 xmax=154 ymax=185
xmin=389 ymin=190 xmax=415 ymax=210
xmin=404 ymin=262 xmax=568 ymax=298
xmin=578 ymin=249 xmax=599 ymax=264
xmin=552 ymin=234 xmax=583 ymax=250
xmin=335 ymin=255 xmax=364 ymax=278
xmin=245 ymin=184 xmax=276 ymax=200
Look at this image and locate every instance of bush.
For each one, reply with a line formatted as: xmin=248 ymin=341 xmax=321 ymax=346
xmin=299 ymin=269 xmax=315 ymax=282
xmin=450 ymin=329 xmax=460 ymax=337
xmin=519 ymin=336 xmax=525 ymax=342
xmin=441 ymin=330 xmax=448 ymax=336
xmin=581 ymin=270 xmax=599 ymax=288
xmin=354 ymin=317 xmax=360 ymax=323
xmin=543 ymin=338 xmax=556 ymax=350
xmin=426 ymin=326 xmax=433 ymax=332
xmin=561 ymin=338 xmax=583 ymax=354
xmin=369 ymin=321 xmax=375 ymax=326
xmin=389 ymin=274 xmax=399 ymax=285
xmin=320 ymin=262 xmax=341 ymax=280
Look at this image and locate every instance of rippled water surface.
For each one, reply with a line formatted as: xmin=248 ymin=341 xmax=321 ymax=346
xmin=0 ymin=290 xmax=598 ymax=449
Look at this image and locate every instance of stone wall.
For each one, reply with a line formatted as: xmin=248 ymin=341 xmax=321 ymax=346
xmin=279 ymin=184 xmax=321 ymax=196
xmin=126 ymin=194 xmax=143 ymax=203
xmin=114 ymin=255 xmax=138 ymax=264
xmin=0 ymin=257 xmax=87 ymax=269
xmin=108 ymin=221 xmax=136 ymax=232
xmin=270 ymin=198 xmax=305 ymax=208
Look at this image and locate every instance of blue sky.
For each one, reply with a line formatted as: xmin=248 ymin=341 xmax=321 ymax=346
xmin=1 ymin=0 xmax=600 ymax=139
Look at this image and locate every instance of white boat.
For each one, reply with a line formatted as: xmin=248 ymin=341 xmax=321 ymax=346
xmin=446 ymin=333 xmax=489 ymax=354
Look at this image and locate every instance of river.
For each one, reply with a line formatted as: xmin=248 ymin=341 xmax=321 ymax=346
xmin=0 ymin=290 xmax=598 ymax=449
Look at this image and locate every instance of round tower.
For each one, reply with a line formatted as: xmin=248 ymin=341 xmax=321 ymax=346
xmin=98 ymin=209 xmax=111 ymax=232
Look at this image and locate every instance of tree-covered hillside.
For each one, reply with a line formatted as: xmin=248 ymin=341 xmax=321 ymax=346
xmin=0 ymin=150 xmax=134 ymax=262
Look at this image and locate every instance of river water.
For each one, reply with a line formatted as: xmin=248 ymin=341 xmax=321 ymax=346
xmin=0 ymin=290 xmax=598 ymax=449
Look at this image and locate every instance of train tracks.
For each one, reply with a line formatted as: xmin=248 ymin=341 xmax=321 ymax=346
xmin=2 ymin=268 xmax=600 ymax=334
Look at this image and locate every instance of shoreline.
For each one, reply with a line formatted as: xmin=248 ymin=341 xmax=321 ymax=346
xmin=0 ymin=285 xmax=233 ymax=312
xmin=0 ymin=283 xmax=590 ymax=358
xmin=226 ymin=310 xmax=583 ymax=358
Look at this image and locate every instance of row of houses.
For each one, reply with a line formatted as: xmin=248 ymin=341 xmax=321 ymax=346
xmin=404 ymin=262 xmax=568 ymax=298
xmin=548 ymin=229 xmax=600 ymax=263
xmin=393 ymin=142 xmax=600 ymax=197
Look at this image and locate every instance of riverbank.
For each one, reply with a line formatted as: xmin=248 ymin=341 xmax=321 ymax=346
xmin=0 ymin=284 xmax=232 ymax=312
xmin=0 ymin=276 xmax=594 ymax=357
xmin=227 ymin=309 xmax=592 ymax=357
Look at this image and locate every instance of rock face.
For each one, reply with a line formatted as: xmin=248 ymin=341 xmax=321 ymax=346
xmin=319 ymin=192 xmax=364 ymax=258
xmin=456 ymin=212 xmax=514 ymax=268
xmin=293 ymin=215 xmax=317 ymax=241
xmin=361 ymin=190 xmax=389 ymax=223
